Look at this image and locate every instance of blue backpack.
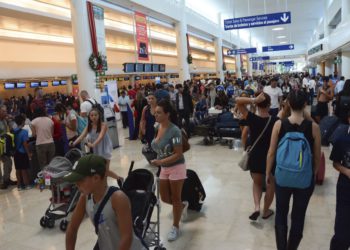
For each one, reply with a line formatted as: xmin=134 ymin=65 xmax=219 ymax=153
xmin=275 ymin=121 xmax=313 ymax=189
xmin=76 ymin=115 xmax=87 ymax=135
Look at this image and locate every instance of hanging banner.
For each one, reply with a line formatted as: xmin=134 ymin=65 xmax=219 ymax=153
xmin=93 ymin=5 xmax=107 ymax=70
xmin=135 ymin=12 xmax=149 ymax=61
xmin=262 ymin=44 xmax=294 ymax=52
xmin=227 ymin=47 xmax=257 ymax=55
xmin=250 ymin=56 xmax=270 ymax=61
xmin=252 ymin=62 xmax=258 ymax=70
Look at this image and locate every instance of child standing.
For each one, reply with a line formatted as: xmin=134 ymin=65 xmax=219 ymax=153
xmin=70 ymin=108 xmax=120 ymax=180
xmin=13 ymin=114 xmax=32 ymax=190
xmin=64 ymin=154 xmax=142 ymax=250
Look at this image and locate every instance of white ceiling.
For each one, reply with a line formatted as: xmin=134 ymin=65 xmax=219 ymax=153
xmin=186 ymin=0 xmax=324 ymax=53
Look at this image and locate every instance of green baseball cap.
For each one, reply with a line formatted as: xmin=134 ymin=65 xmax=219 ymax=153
xmin=64 ymin=154 xmax=106 ymax=183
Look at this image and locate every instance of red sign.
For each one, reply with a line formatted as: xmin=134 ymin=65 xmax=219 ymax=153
xmin=135 ymin=12 xmax=149 ymax=61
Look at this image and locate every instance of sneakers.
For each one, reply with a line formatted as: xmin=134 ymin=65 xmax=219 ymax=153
xmin=167 ymin=226 xmax=179 ymax=241
xmin=181 ymin=201 xmax=189 ymax=222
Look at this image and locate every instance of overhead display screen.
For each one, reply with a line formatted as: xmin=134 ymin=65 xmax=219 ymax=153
xmin=60 ymin=80 xmax=67 ymax=85
xmin=40 ymin=81 xmax=48 ymax=87
xmin=4 ymin=83 xmax=15 ymax=89
xmin=159 ymin=64 xmax=166 ymax=72
xmin=16 ymin=82 xmax=26 ymax=88
xmin=123 ymin=63 xmax=135 ymax=73
xmin=52 ymin=81 xmax=60 ymax=86
xmin=152 ymin=64 xmax=159 ymax=72
xmin=30 ymin=82 xmax=39 ymax=88
xmin=144 ymin=64 xmax=152 ymax=72
xmin=135 ymin=63 xmax=144 ymax=72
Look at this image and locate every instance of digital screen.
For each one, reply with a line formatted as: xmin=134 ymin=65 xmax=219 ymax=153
xmin=16 ymin=82 xmax=26 ymax=88
xmin=135 ymin=63 xmax=144 ymax=72
xmin=144 ymin=64 xmax=152 ymax=72
xmin=52 ymin=81 xmax=60 ymax=86
xmin=123 ymin=63 xmax=135 ymax=73
xmin=4 ymin=83 xmax=15 ymax=89
xmin=159 ymin=64 xmax=166 ymax=72
xmin=40 ymin=81 xmax=48 ymax=87
xmin=135 ymin=76 xmax=141 ymax=80
xmin=60 ymin=80 xmax=67 ymax=85
xmin=152 ymin=64 xmax=159 ymax=72
xmin=30 ymin=82 xmax=39 ymax=88
xmin=73 ymin=80 xmax=78 ymax=85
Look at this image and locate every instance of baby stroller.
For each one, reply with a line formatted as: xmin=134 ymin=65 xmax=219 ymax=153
xmin=38 ymin=148 xmax=84 ymax=231
xmin=121 ymin=161 xmax=165 ymax=250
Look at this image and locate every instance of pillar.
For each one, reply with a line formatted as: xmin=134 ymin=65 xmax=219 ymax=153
xmin=236 ymin=55 xmax=242 ymax=79
xmin=70 ymin=0 xmax=101 ymax=101
xmin=214 ymin=37 xmax=224 ymax=82
xmin=325 ymin=59 xmax=332 ymax=76
xmin=342 ymin=51 xmax=350 ymax=79
xmin=342 ymin=0 xmax=350 ymax=23
xmin=175 ymin=0 xmax=190 ymax=84
xmin=316 ymin=63 xmax=322 ymax=75
xmin=324 ymin=1 xmax=330 ymax=37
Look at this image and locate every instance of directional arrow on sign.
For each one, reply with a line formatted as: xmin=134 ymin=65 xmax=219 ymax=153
xmin=281 ymin=13 xmax=289 ymax=22
xmin=289 ymin=44 xmax=294 ymax=49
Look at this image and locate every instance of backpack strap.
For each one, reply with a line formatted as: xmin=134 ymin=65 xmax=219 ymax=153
xmin=92 ymin=186 xmax=119 ymax=235
xmin=86 ymin=100 xmax=95 ymax=106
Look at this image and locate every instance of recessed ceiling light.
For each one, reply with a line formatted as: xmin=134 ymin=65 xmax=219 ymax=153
xmin=272 ymin=27 xmax=284 ymax=31
xmin=277 ymin=36 xmax=286 ymax=39
xmin=279 ymin=41 xmax=287 ymax=44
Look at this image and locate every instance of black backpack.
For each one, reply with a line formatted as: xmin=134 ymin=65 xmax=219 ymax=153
xmin=87 ymin=99 xmax=105 ymax=120
xmin=181 ymin=169 xmax=206 ymax=211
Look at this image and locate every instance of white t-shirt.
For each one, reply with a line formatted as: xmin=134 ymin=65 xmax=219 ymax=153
xmin=263 ymin=85 xmax=283 ymax=109
xmin=80 ymin=98 xmax=95 ymax=116
xmin=302 ymin=78 xmax=309 ymax=89
xmin=178 ymin=94 xmax=184 ymax=110
xmin=65 ymin=110 xmax=78 ymax=139
xmin=309 ymin=79 xmax=316 ymax=91
xmin=118 ymin=96 xmax=130 ymax=112
xmin=31 ymin=117 xmax=54 ymax=145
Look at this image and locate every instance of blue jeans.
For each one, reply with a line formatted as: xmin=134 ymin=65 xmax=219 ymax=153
xmin=275 ymin=182 xmax=314 ymax=240
xmin=309 ymin=89 xmax=314 ymax=105
xmin=330 ymin=174 xmax=350 ymax=250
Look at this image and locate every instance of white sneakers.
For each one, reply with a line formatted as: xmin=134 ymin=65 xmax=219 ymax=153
xmin=181 ymin=201 xmax=189 ymax=222
xmin=167 ymin=226 xmax=179 ymax=241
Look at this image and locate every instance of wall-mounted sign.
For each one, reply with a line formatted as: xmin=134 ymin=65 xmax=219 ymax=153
xmin=308 ymin=44 xmax=323 ymax=56
xmin=249 ymin=56 xmax=270 ymax=61
xmin=224 ymin=11 xmax=291 ymax=30
xmin=227 ymin=48 xmax=257 ymax=55
xmin=262 ymin=44 xmax=294 ymax=52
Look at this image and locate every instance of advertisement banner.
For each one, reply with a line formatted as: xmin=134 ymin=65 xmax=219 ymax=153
xmin=135 ymin=12 xmax=149 ymax=61
xmin=93 ymin=5 xmax=108 ymax=70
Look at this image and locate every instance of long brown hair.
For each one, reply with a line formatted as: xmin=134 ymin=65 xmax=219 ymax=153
xmin=87 ymin=108 xmax=102 ymax=133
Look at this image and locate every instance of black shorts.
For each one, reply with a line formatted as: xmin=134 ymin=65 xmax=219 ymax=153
xmin=317 ymin=101 xmax=329 ymax=118
xmin=14 ymin=151 xmax=30 ymax=170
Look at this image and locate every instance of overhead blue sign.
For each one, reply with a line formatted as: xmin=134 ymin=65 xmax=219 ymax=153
xmin=262 ymin=44 xmax=294 ymax=52
xmin=266 ymin=62 xmax=277 ymax=65
xmin=224 ymin=11 xmax=291 ymax=30
xmin=279 ymin=61 xmax=295 ymax=66
xmin=249 ymin=56 xmax=270 ymax=61
xmin=227 ymin=47 xmax=257 ymax=55
xmin=252 ymin=62 xmax=258 ymax=70
xmin=259 ymin=63 xmax=265 ymax=70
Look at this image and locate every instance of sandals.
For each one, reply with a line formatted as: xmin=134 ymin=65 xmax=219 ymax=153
xmin=249 ymin=211 xmax=260 ymax=221
xmin=262 ymin=210 xmax=274 ymax=220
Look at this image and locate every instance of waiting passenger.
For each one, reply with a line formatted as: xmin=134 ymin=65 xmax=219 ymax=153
xmin=266 ymin=90 xmax=321 ymax=250
xmin=151 ymin=100 xmax=188 ymax=242
xmin=315 ymin=76 xmax=334 ymax=123
xmin=263 ymin=78 xmax=283 ymax=117
xmin=329 ymin=110 xmax=350 ymax=250
xmin=236 ymin=92 xmax=278 ymax=221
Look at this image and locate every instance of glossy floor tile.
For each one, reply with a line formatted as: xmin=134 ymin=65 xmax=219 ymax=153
xmin=0 ymin=122 xmax=338 ymax=250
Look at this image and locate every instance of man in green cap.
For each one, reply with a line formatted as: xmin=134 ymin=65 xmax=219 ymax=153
xmin=64 ymin=154 xmax=142 ymax=250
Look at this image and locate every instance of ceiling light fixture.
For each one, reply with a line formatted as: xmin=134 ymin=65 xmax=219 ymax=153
xmin=279 ymin=41 xmax=288 ymax=44
xmin=277 ymin=36 xmax=286 ymax=39
xmin=272 ymin=27 xmax=284 ymax=31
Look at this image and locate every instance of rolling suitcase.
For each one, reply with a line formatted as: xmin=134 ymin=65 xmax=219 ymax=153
xmin=316 ymin=152 xmax=325 ymax=185
xmin=142 ymin=144 xmax=157 ymax=164
xmin=329 ymin=123 xmax=349 ymax=145
xmin=181 ymin=169 xmax=206 ymax=211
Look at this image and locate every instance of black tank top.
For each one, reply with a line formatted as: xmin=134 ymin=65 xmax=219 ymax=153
xmin=278 ymin=118 xmax=314 ymax=155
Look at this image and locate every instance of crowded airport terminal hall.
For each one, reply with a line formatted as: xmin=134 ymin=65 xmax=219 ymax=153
xmin=1 ymin=0 xmax=350 ymax=249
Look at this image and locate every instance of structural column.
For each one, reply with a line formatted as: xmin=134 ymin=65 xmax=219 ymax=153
xmin=341 ymin=51 xmax=350 ymax=79
xmin=235 ymin=55 xmax=242 ymax=79
xmin=214 ymin=37 xmax=224 ymax=82
xmin=316 ymin=63 xmax=322 ymax=75
xmin=70 ymin=0 xmax=101 ymax=101
xmin=342 ymin=0 xmax=350 ymax=23
xmin=325 ymin=59 xmax=333 ymax=76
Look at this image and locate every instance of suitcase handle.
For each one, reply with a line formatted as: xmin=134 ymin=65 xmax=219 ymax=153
xmin=128 ymin=161 xmax=134 ymax=175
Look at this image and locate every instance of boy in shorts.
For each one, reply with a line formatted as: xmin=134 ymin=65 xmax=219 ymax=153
xmin=64 ymin=154 xmax=143 ymax=250
xmin=13 ymin=115 xmax=32 ymax=190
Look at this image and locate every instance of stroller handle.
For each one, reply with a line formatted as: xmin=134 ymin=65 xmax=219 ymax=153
xmin=128 ymin=161 xmax=135 ymax=175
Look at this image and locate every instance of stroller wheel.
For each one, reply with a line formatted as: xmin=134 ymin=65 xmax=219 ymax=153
xmin=47 ymin=218 xmax=55 ymax=229
xmin=60 ymin=220 xmax=68 ymax=232
xmin=40 ymin=216 xmax=47 ymax=228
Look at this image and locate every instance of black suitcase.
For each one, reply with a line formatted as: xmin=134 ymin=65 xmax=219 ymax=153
xmin=182 ymin=169 xmax=206 ymax=211
xmin=319 ymin=116 xmax=340 ymax=146
xmin=141 ymin=144 xmax=157 ymax=164
xmin=329 ymin=123 xmax=349 ymax=145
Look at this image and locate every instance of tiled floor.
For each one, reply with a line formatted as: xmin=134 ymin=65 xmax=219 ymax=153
xmin=0 ymin=122 xmax=338 ymax=250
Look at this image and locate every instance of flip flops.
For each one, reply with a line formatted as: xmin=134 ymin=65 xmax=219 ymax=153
xmin=262 ymin=210 xmax=274 ymax=219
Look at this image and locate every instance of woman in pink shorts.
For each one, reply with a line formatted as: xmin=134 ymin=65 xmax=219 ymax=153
xmin=151 ymin=99 xmax=188 ymax=242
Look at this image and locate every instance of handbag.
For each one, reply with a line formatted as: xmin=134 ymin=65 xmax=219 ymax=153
xmin=181 ymin=129 xmax=190 ymax=153
xmin=238 ymin=116 xmax=272 ymax=171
